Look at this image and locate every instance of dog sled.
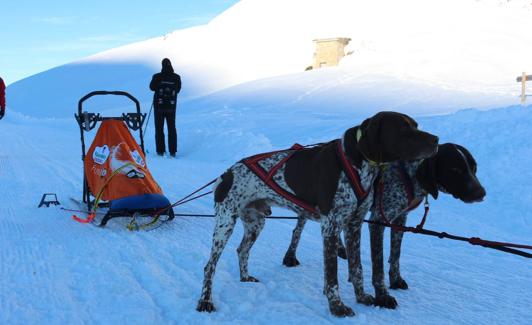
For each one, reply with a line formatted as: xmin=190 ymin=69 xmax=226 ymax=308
xmin=73 ymin=90 xmax=174 ymax=229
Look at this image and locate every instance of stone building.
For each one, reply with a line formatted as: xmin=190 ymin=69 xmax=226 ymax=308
xmin=312 ymin=37 xmax=351 ymax=69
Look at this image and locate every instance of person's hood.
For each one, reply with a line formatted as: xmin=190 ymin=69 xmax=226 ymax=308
xmin=161 ymin=58 xmax=174 ymax=74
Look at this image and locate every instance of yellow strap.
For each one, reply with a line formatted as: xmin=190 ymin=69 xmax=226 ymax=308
xmin=127 ymin=215 xmax=139 ymax=231
xmin=92 ymin=162 xmax=134 ymax=212
xmin=127 ymin=213 xmax=161 ymax=231
xmin=92 ymin=161 xmax=162 ymax=230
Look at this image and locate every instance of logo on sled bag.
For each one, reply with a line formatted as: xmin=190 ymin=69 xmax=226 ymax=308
xmin=130 ymin=150 xmax=146 ymax=167
xmin=91 ymin=165 xmax=108 ymax=177
xmin=85 ymin=120 xmax=163 ymax=202
xmin=93 ymin=145 xmax=110 ymax=164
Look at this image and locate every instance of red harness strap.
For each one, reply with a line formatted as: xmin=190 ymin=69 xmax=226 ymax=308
xmin=243 ymin=143 xmax=317 ymax=214
xmin=334 ymin=140 xmax=370 ymax=201
xmin=415 ymin=196 xmax=430 ymax=229
xmin=397 ymin=161 xmax=423 ymax=212
xmin=242 ymin=140 xmax=370 ymax=215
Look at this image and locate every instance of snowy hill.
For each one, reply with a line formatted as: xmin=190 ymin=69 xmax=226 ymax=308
xmin=186 ymin=69 xmax=517 ymax=118
xmin=6 ymin=0 xmax=532 ymax=118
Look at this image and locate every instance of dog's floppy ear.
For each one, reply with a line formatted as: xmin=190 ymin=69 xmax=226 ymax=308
xmin=454 ymin=144 xmax=477 ymax=173
xmin=342 ymin=126 xmax=362 ymax=166
xmin=416 ymin=157 xmax=438 ymax=199
xmin=356 ymin=116 xmax=381 ymax=162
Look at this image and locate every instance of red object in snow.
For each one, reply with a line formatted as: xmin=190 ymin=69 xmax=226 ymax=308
xmin=0 ymin=77 xmax=5 ymax=109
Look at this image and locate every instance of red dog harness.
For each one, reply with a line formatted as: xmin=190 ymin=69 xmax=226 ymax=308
xmin=376 ymin=161 xmax=426 ymax=224
xmin=242 ymin=140 xmax=370 ymax=215
xmin=396 ymin=161 xmax=423 ymax=212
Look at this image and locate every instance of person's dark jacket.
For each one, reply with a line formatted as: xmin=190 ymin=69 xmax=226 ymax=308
xmin=150 ymin=59 xmax=181 ymax=111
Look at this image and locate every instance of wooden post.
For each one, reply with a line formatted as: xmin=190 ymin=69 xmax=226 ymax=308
xmin=522 ymin=72 xmax=527 ymax=106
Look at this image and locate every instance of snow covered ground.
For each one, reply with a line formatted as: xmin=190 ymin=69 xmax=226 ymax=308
xmin=0 ymin=97 xmax=530 ymax=324
xmin=2 ymin=0 xmax=532 ymax=323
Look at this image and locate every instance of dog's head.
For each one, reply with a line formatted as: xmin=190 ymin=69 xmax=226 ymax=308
xmin=353 ymin=111 xmax=439 ymax=163
xmin=416 ymin=143 xmax=486 ymax=203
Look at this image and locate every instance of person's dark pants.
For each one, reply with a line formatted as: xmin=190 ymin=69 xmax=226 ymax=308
xmin=154 ymin=109 xmax=177 ymax=155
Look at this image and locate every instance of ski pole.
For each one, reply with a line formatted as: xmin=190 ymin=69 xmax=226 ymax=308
xmin=144 ymin=103 xmax=153 ymax=137
xmin=143 ymin=103 xmax=154 ymax=153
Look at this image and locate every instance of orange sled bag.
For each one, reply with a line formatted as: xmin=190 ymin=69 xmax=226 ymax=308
xmin=84 ymin=119 xmax=172 ymax=225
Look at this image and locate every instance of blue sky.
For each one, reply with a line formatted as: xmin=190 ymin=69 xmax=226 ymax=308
xmin=0 ymin=0 xmax=239 ymax=85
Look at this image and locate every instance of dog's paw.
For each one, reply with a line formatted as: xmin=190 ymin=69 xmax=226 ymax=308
xmin=374 ymin=294 xmax=398 ymax=309
xmin=196 ymin=300 xmax=216 ymax=313
xmin=390 ymin=277 xmax=408 ymax=290
xmin=282 ymin=254 xmax=300 ymax=267
xmin=356 ymin=293 xmax=375 ymax=306
xmin=329 ymin=301 xmax=355 ymax=317
xmin=337 ymin=246 xmax=347 ymax=260
xmin=240 ymin=276 xmax=260 ymax=282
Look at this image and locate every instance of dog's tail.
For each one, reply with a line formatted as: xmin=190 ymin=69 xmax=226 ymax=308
xmin=212 ymin=177 xmax=222 ymax=192
xmin=214 ymin=169 xmax=233 ymax=203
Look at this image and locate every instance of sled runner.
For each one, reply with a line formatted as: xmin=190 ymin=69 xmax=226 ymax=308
xmin=74 ymin=91 xmax=174 ymax=228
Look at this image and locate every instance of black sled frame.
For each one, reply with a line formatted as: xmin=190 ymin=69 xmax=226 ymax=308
xmin=75 ymin=91 xmax=174 ymax=225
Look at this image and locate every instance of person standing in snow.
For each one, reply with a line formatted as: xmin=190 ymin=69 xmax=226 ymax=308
xmin=0 ymin=76 xmax=6 ymax=120
xmin=149 ymin=58 xmax=181 ymax=157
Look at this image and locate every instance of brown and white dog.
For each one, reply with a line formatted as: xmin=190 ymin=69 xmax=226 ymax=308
xmin=367 ymin=143 xmax=485 ymax=308
xmin=283 ymin=143 xmax=486 ymax=310
xmin=196 ymin=111 xmax=439 ymax=317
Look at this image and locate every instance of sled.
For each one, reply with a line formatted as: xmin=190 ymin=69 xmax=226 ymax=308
xmin=74 ymin=91 xmax=174 ymax=227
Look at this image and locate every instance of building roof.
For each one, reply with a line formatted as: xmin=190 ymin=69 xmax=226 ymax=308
xmin=312 ymin=37 xmax=351 ymax=43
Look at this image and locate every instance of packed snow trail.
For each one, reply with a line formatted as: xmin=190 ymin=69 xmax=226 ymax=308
xmin=0 ymin=104 xmax=530 ymax=324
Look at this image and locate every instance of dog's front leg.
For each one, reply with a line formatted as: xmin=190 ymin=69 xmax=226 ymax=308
xmin=389 ymin=214 xmax=408 ymax=289
xmin=345 ymin=211 xmax=375 ymax=306
xmin=369 ymin=222 xmax=398 ymax=308
xmin=321 ymin=212 xmax=355 ymax=317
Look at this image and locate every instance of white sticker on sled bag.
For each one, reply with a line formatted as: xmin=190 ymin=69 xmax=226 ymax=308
xmin=93 ymin=145 xmax=110 ymax=165
xmin=130 ymin=150 xmax=145 ymax=167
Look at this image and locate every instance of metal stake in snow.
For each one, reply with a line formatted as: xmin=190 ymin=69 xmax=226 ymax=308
xmin=517 ymin=72 xmax=531 ymax=106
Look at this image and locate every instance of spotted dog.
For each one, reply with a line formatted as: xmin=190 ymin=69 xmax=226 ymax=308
xmin=283 ymin=143 xmax=485 ymax=310
xmin=196 ymin=111 xmax=439 ymax=317
xmin=368 ymin=143 xmax=485 ymax=308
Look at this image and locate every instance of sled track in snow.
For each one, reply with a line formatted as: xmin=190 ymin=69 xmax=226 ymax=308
xmin=0 ymin=123 xmax=84 ymax=322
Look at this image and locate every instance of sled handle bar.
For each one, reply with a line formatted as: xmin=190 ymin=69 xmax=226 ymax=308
xmin=76 ymin=90 xmax=146 ymax=177
xmin=77 ymin=91 xmax=141 ymax=116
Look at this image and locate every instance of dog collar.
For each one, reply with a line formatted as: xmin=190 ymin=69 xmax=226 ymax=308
xmin=356 ymin=128 xmax=362 ymax=142
xmin=355 ymin=127 xmax=388 ymax=168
